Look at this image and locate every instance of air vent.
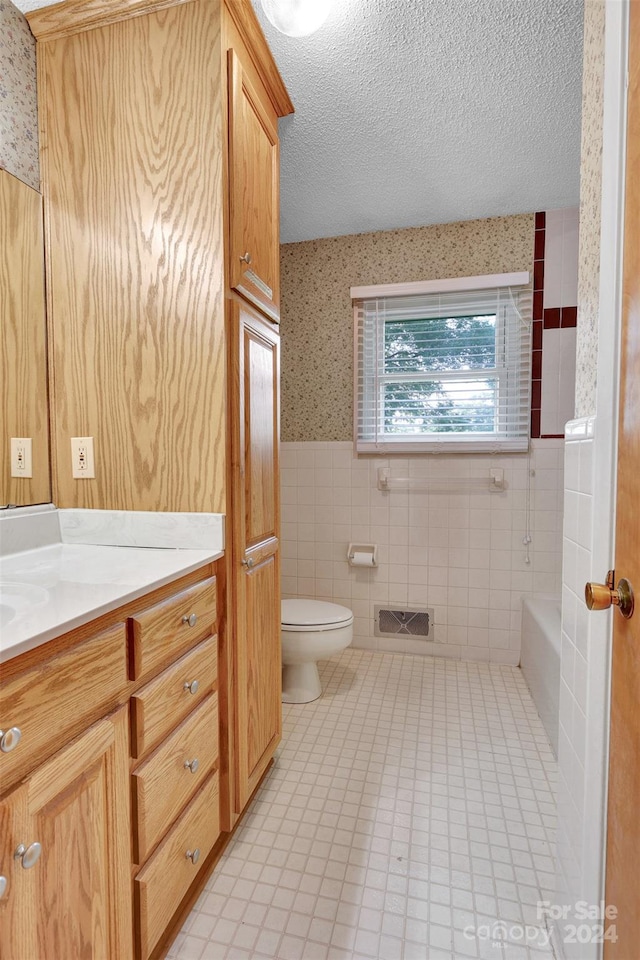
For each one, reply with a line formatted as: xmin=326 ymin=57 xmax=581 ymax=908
xmin=374 ymin=605 xmax=434 ymax=640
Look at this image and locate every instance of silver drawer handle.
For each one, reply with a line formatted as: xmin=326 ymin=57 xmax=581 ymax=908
xmin=0 ymin=727 xmax=22 ymax=753
xmin=185 ymin=848 xmax=200 ymax=864
xmin=183 ymin=679 xmax=199 ymax=695
xmin=239 ymin=252 xmax=252 ymax=265
xmin=0 ymin=876 xmax=7 ymax=899
xmin=181 ymin=613 xmax=197 ymax=627
xmin=241 ymin=557 xmax=254 ymax=569
xmin=15 ymin=842 xmax=42 ymax=870
xmin=184 ymin=758 xmax=199 ymax=774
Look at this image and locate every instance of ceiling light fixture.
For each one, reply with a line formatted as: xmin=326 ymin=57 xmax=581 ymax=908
xmin=260 ymin=0 xmax=334 ymax=37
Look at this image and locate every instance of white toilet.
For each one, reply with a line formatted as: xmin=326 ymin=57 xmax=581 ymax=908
xmin=281 ymin=599 xmax=353 ymax=703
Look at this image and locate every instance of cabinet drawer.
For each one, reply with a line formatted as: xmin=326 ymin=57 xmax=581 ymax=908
xmin=131 ymin=636 xmax=217 ymax=760
xmin=136 ymin=771 xmax=220 ymax=960
xmin=133 ymin=694 xmax=218 ymax=863
xmin=130 ymin=577 xmax=216 ymax=679
xmin=0 ymin=624 xmax=127 ymax=791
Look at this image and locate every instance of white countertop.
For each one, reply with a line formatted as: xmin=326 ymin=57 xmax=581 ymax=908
xmin=0 ymin=543 xmax=222 ymax=663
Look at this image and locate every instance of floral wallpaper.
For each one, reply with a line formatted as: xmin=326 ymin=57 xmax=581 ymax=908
xmin=0 ymin=0 xmax=39 ymax=190
xmin=575 ymin=0 xmax=605 ymax=418
xmin=280 ymin=214 xmax=535 ymax=442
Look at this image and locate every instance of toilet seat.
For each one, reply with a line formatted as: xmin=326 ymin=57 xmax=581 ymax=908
xmin=281 ymin=599 xmax=354 ymax=632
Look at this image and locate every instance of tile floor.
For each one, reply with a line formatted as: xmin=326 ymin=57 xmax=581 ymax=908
xmin=167 ymin=649 xmax=557 ymax=960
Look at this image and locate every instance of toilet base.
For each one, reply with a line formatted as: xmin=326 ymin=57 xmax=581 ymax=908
xmin=282 ymin=661 xmax=322 ymax=703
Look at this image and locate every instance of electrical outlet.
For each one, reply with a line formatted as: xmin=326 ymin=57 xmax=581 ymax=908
xmin=10 ymin=438 xmax=33 ymax=478
xmin=71 ymin=437 xmax=95 ymax=479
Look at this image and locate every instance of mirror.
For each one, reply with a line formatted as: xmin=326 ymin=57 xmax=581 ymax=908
xmin=0 ymin=168 xmax=51 ymax=507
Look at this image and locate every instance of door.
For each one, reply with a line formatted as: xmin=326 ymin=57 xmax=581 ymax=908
xmin=229 ymin=300 xmax=281 ymax=810
xmin=603 ymin=3 xmax=640 ymax=954
xmin=228 ymin=49 xmax=280 ymax=323
xmin=0 ymin=708 xmax=132 ymax=960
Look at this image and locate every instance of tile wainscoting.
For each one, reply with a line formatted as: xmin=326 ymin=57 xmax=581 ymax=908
xmin=553 ymin=416 xmax=609 ymax=960
xmin=281 ymin=440 xmax=564 ymax=666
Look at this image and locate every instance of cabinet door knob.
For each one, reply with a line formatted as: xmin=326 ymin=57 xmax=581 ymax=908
xmin=184 ymin=758 xmax=199 ymax=774
xmin=183 ymin=679 xmax=199 ymax=695
xmin=185 ymin=848 xmax=200 ymax=864
xmin=239 ymin=252 xmax=252 ymax=265
xmin=0 ymin=727 xmax=22 ymax=753
xmin=0 ymin=876 xmax=7 ymax=899
xmin=181 ymin=613 xmax=197 ymax=627
xmin=241 ymin=557 xmax=254 ymax=569
xmin=14 ymin=842 xmax=42 ymax=870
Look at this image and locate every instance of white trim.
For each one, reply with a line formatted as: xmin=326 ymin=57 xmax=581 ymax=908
xmin=584 ymin=0 xmax=629 ymax=938
xmin=350 ymin=271 xmax=530 ymax=300
xmin=552 ymin=3 xmax=629 ymax=957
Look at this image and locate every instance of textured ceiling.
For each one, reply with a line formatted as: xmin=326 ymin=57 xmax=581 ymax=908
xmin=16 ymin=0 xmax=584 ymax=243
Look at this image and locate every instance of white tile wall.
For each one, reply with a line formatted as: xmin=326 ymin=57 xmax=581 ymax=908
xmin=281 ymin=440 xmax=564 ymax=666
xmin=543 ymin=209 xmax=580 ymax=311
xmin=553 ymin=417 xmax=607 ymax=960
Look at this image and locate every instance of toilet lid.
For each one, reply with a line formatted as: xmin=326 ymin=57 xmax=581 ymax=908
xmin=281 ymin=599 xmax=353 ymax=627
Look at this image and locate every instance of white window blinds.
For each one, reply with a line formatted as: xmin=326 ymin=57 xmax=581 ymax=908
xmin=354 ymin=283 xmax=532 ymax=454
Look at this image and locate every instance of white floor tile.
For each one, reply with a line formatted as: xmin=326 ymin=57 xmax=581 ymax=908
xmin=169 ymin=650 xmax=556 ymax=960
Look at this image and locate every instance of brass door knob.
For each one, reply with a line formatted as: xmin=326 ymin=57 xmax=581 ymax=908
xmin=585 ymin=571 xmax=634 ymax=619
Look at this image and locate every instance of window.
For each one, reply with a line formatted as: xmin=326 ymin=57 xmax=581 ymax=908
xmin=354 ymin=275 xmax=532 ymax=453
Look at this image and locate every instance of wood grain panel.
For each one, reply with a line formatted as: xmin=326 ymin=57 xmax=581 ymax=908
xmin=604 ymin=2 xmax=640 ymax=954
xmin=28 ymin=708 xmax=132 ymax=960
xmin=0 ymin=623 xmax=127 ymax=794
xmin=245 ymin=322 xmax=278 ymax=545
xmin=39 ymin=1 xmax=226 ymax=511
xmin=131 ymin=634 xmax=217 ymax=759
xmin=136 ymin=771 xmax=220 ymax=960
xmin=228 ymin=49 xmax=281 ymax=322
xmin=130 ymin=576 xmax=217 ymax=679
xmin=0 ymin=170 xmax=50 ymax=507
xmin=132 ymin=694 xmax=218 ymax=863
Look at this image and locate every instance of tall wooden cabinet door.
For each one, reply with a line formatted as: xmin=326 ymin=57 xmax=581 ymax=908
xmin=0 ymin=707 xmax=133 ymax=960
xmin=230 ymin=300 xmax=281 ymax=811
xmin=228 ymin=49 xmax=280 ymax=323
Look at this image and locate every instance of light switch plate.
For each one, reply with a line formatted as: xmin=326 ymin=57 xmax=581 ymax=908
xmin=10 ymin=438 xmax=33 ymax=478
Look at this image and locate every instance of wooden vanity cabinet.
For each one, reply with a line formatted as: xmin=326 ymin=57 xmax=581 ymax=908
xmin=0 ymin=563 xmax=224 ymax=960
xmin=0 ymin=708 xmax=132 ymax=960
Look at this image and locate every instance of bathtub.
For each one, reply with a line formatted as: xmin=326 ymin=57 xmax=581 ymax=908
xmin=520 ymin=597 xmax=561 ymax=756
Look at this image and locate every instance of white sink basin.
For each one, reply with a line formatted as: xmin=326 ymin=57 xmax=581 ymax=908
xmin=0 ymin=582 xmax=50 ymax=623
xmin=0 ymin=604 xmax=14 ymax=628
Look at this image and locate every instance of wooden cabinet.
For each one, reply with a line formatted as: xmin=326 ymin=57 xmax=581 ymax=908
xmin=128 ymin=574 xmax=223 ymax=958
xmin=20 ymin=0 xmax=293 ymax=947
xmin=228 ymin=49 xmax=281 ymax=323
xmin=0 ymin=563 xmax=223 ymax=960
xmin=27 ymin=0 xmax=293 ymax=514
xmin=229 ymin=300 xmax=281 ymax=810
xmin=0 ymin=708 xmax=132 ymax=960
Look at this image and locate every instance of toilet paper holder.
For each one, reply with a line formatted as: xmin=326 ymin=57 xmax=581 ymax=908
xmin=347 ymin=543 xmax=378 ymax=567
